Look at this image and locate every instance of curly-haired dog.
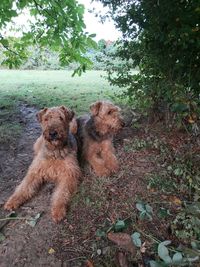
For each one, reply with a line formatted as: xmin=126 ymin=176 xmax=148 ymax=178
xmin=4 ymin=106 xmax=81 ymax=222
xmin=76 ymin=100 xmax=124 ymax=177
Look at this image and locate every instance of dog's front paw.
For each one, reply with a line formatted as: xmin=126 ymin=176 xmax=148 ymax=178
xmin=93 ymin=167 xmax=111 ymax=177
xmin=4 ymin=198 xmax=19 ymax=211
xmin=51 ymin=206 xmax=66 ymax=223
xmin=105 ymin=157 xmax=119 ymax=174
xmin=109 ymin=162 xmax=119 ymax=173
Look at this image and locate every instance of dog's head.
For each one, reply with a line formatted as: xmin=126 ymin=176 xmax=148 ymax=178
xmin=36 ymin=106 xmax=74 ymax=147
xmin=90 ymin=100 xmax=124 ymax=134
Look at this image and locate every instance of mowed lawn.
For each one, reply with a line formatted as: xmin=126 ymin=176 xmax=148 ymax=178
xmin=0 ymin=70 xmax=120 ymax=143
xmin=0 ymin=70 xmax=119 ymax=112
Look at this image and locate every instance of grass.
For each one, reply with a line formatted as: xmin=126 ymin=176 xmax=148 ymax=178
xmin=0 ymin=70 xmax=120 ymax=113
xmin=0 ymin=70 xmax=121 ymax=144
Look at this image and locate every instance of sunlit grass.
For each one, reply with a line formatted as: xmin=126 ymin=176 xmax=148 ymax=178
xmin=0 ymin=70 xmax=121 ymax=113
xmin=0 ymin=70 xmax=124 ymax=143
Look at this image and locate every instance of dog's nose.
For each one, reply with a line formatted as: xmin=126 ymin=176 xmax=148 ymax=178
xmin=49 ymin=130 xmax=58 ymax=140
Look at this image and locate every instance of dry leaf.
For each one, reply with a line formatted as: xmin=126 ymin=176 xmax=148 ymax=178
xmin=48 ymin=248 xmax=55 ymax=254
xmin=116 ymin=251 xmax=129 ymax=267
xmin=140 ymin=242 xmax=147 ymax=253
xmin=108 ymin=232 xmax=136 ymax=255
xmin=169 ymin=196 xmax=182 ymax=205
xmin=85 ymin=259 xmax=94 ymax=267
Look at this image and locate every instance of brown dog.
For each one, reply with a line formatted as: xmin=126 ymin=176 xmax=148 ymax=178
xmin=4 ymin=106 xmax=81 ymax=222
xmin=76 ymin=100 xmax=124 ymax=177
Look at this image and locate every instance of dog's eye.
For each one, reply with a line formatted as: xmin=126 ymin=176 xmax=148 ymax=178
xmin=60 ymin=116 xmax=64 ymax=121
xmin=108 ymin=110 xmax=113 ymax=115
xmin=44 ymin=117 xmax=48 ymax=122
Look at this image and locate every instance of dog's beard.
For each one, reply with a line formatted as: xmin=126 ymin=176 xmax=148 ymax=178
xmin=109 ymin=122 xmax=123 ymax=133
xmin=43 ymin=129 xmax=67 ymax=147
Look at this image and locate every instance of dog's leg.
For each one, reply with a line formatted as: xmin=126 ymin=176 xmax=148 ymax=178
xmin=4 ymin=160 xmax=43 ymax=210
xmin=33 ymin=135 xmax=43 ymax=156
xmin=102 ymin=142 xmax=119 ymax=174
xmin=85 ymin=144 xmax=110 ymax=176
xmin=88 ymin=154 xmax=111 ymax=177
xmin=51 ymin=177 xmax=76 ymax=223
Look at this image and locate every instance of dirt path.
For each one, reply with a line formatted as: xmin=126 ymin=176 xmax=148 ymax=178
xmin=0 ymin=105 xmax=67 ymax=267
xmin=0 ymin=105 xmax=155 ymax=267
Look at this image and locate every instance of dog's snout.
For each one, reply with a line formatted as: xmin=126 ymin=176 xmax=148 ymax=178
xmin=49 ymin=130 xmax=58 ymax=140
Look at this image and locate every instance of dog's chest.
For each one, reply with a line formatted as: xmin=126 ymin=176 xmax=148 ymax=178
xmin=42 ymin=147 xmax=70 ymax=160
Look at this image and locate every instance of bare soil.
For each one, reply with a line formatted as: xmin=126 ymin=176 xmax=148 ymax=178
xmin=0 ymin=105 xmax=189 ymax=267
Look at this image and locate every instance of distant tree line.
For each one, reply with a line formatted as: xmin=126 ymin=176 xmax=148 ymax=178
xmin=0 ymin=38 xmax=123 ymax=71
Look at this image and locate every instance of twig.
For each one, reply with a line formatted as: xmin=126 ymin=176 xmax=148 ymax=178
xmin=65 ymin=256 xmax=86 ymax=262
xmin=0 ymin=35 xmax=19 ymax=56
xmin=0 ymin=217 xmax=32 ymax=222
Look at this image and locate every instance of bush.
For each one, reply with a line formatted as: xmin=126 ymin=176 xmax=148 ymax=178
xmin=99 ymin=0 xmax=200 ymax=123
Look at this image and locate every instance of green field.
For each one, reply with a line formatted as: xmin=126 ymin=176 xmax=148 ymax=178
xmin=0 ymin=70 xmax=121 ymax=143
xmin=0 ymin=70 xmax=121 ymax=112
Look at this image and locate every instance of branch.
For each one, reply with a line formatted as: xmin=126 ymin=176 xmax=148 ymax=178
xmin=0 ymin=35 xmax=19 ymax=56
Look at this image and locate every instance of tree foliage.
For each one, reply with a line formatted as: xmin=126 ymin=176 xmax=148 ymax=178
xmin=98 ymin=0 xmax=200 ymax=120
xmin=0 ymin=0 xmax=97 ymax=73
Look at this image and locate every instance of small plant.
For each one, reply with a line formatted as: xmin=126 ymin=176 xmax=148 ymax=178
xmin=147 ymin=174 xmax=177 ymax=193
xmin=131 ymin=232 xmax=142 ymax=248
xmin=136 ymin=202 xmax=153 ymax=220
xmin=172 ymin=202 xmax=200 ymax=240
xmin=150 ymin=240 xmax=183 ymax=266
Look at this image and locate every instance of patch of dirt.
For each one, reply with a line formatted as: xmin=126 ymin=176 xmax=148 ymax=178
xmin=0 ymin=104 xmax=65 ymax=267
xmin=0 ymin=105 xmax=191 ymax=266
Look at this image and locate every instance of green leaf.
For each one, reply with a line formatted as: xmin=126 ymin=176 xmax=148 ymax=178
xmin=161 ymin=240 xmax=171 ymax=246
xmin=0 ymin=39 xmax=9 ymax=47
xmin=9 ymin=10 xmax=18 ymax=17
xmin=114 ymin=220 xmax=126 ymax=231
xmin=89 ymin=33 xmax=96 ymax=38
xmin=145 ymin=204 xmax=153 ymax=213
xmin=26 ymin=212 xmax=42 ymax=227
xmin=158 ymin=208 xmax=171 ymax=218
xmin=96 ymin=229 xmax=106 ymax=238
xmin=172 ymin=252 xmax=183 ymax=263
xmin=136 ymin=203 xmax=145 ymax=212
xmin=139 ymin=211 xmax=147 ymax=220
xmin=131 ymin=232 xmax=142 ymax=247
xmin=162 ymin=256 xmax=172 ymax=264
xmin=0 ymin=232 xmax=6 ymax=242
xmin=158 ymin=241 xmax=172 ymax=263
xmin=174 ymin=168 xmax=183 ymax=176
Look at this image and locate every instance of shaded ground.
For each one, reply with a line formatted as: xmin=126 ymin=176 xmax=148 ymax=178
xmin=0 ymin=104 xmax=198 ymax=266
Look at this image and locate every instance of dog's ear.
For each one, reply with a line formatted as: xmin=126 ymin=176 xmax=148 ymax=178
xmin=60 ymin=106 xmax=75 ymax=121
xmin=90 ymin=101 xmax=102 ymax=116
xmin=36 ymin=108 xmax=48 ymax=122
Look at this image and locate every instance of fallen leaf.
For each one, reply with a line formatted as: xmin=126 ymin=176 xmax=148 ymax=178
xmin=108 ymin=232 xmax=136 ymax=255
xmin=169 ymin=196 xmax=182 ymax=206
xmin=85 ymin=259 xmax=94 ymax=267
xmin=48 ymin=248 xmax=55 ymax=254
xmin=97 ymin=249 xmax=101 ymax=255
xmin=26 ymin=212 xmax=42 ymax=227
xmin=116 ymin=251 xmax=129 ymax=267
xmin=140 ymin=242 xmax=147 ymax=253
